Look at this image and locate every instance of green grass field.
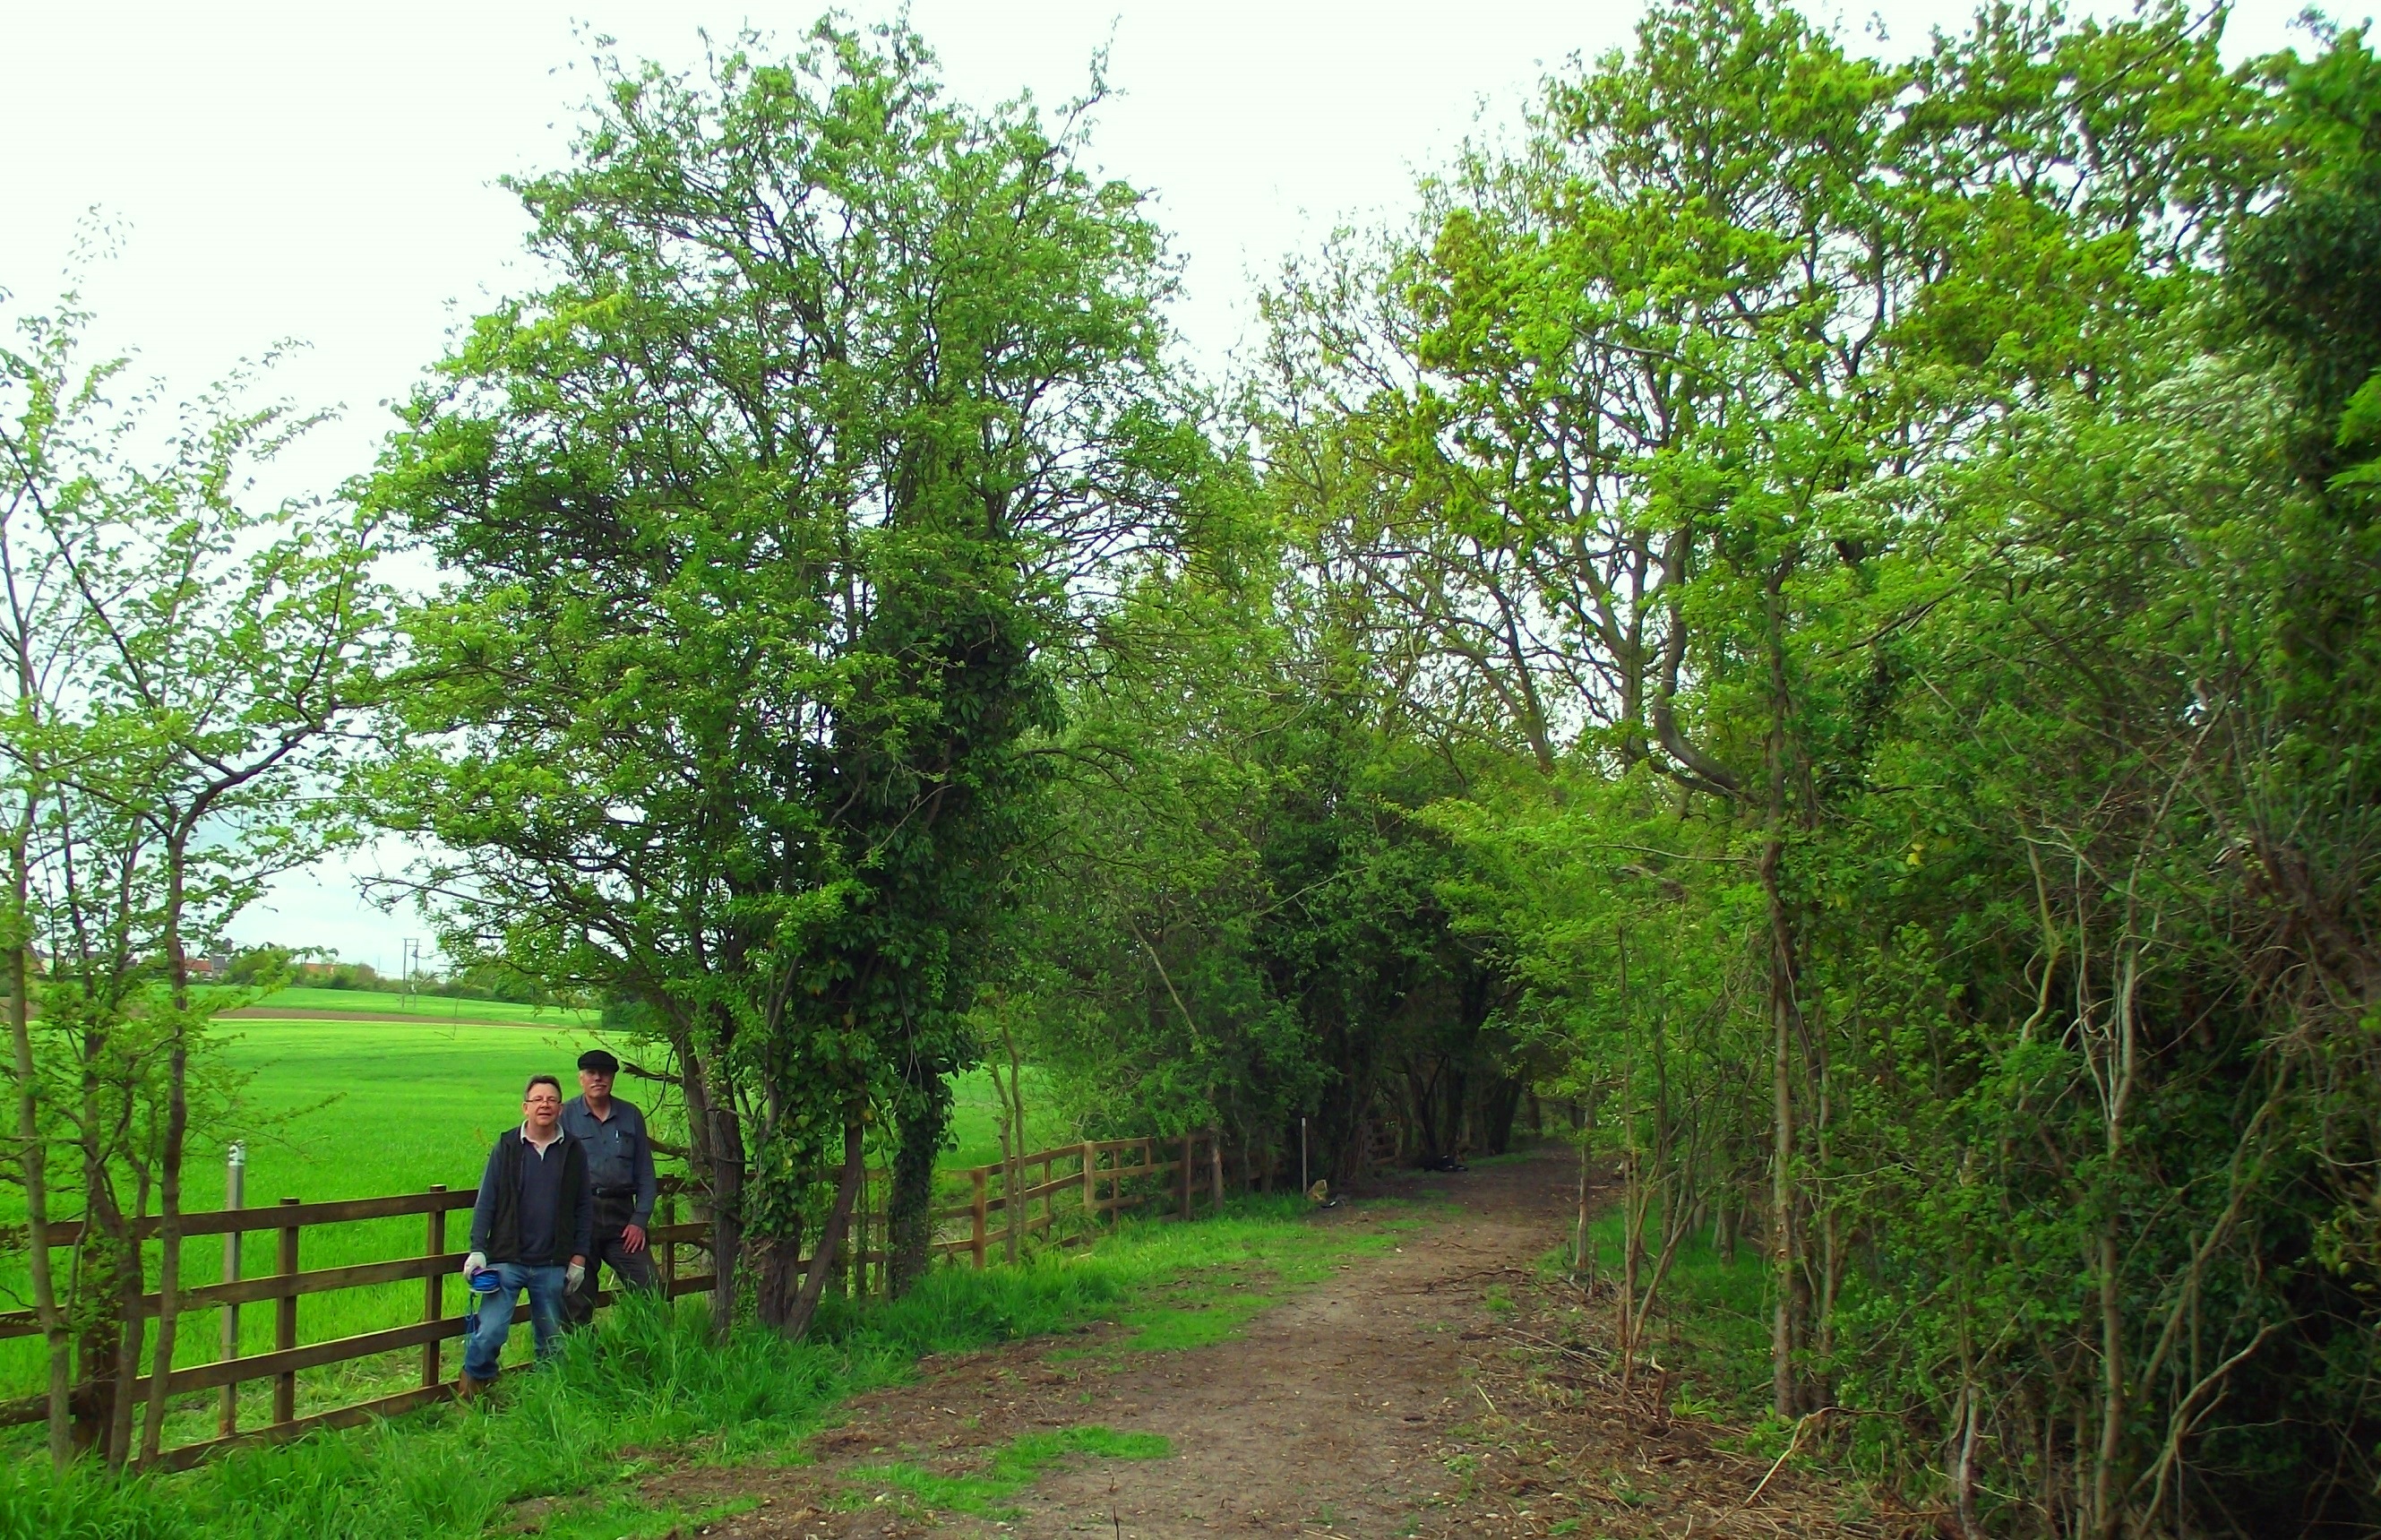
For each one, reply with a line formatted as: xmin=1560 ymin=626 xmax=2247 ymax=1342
xmin=0 ymin=1017 xmax=1046 ymax=1443
xmin=227 ymin=987 xmax=597 ymax=1028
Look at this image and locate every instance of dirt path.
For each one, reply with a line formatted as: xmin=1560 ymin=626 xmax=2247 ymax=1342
xmin=652 ymin=1149 xmax=1910 ymax=1539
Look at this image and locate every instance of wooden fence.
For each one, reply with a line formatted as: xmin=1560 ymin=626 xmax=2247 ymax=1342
xmin=0 ymin=1131 xmax=1230 ymax=1470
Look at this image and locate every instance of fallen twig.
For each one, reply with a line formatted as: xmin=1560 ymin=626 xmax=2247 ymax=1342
xmin=1741 ymin=1407 xmax=1845 ymax=1507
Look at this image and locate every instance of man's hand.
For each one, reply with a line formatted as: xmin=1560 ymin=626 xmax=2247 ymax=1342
xmin=622 ymin=1223 xmax=648 ymax=1254
xmin=463 ymin=1251 xmax=488 ymax=1278
xmin=565 ymin=1257 xmax=587 ymax=1292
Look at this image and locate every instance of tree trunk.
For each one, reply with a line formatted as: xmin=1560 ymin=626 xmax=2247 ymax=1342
xmin=888 ymin=1070 xmax=945 ymax=1296
xmin=2093 ymin=947 xmax=2141 ymax=1540
xmin=1762 ymin=562 xmax=1806 ymax=1423
xmin=680 ymin=1041 xmax=742 ymax=1338
xmin=6 ymin=842 xmax=71 ymax=1467
xmin=103 ymin=1182 xmax=147 ymax=1467
xmin=73 ymin=1169 xmax=122 ymax=1457
xmin=1765 ymin=865 xmax=1802 ymax=1419
xmin=783 ymin=1119 xmax=865 ymax=1341
xmin=753 ymin=1233 xmax=803 ymax=1329
xmin=140 ymin=839 xmax=193 ymax=1462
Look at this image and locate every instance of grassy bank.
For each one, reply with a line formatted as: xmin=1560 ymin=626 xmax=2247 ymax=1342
xmin=0 ymin=1195 xmax=1406 ymax=1540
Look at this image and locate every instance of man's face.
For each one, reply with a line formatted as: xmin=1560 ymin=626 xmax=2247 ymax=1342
xmin=524 ymin=1082 xmax=563 ymax=1133
xmin=579 ymin=1068 xmax=615 ymax=1102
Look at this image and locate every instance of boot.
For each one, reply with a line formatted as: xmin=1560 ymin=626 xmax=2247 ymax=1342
xmin=458 ymin=1371 xmax=495 ymax=1403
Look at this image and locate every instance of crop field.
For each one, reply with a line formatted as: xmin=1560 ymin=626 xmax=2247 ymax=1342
xmin=0 ymin=1017 xmax=1035 ymax=1447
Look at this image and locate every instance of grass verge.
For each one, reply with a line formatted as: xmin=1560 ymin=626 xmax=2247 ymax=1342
xmin=840 ymin=1425 xmax=1173 ymax=1519
xmin=0 ymin=1194 xmax=1404 ymax=1540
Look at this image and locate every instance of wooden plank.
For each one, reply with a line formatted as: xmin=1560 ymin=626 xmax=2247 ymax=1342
xmin=145 ymin=1382 xmax=455 ymax=1473
xmin=421 ymin=1187 xmax=446 ymax=1389
xmin=25 ymin=1188 xmax=480 ymax=1248
xmin=123 ymin=1316 xmax=466 ymax=1404
xmin=21 ymin=1176 xmax=713 ymax=1252
xmin=128 ymin=1252 xmax=475 ymax=1321
xmin=1010 ymin=1143 xmax=1105 ymax=1167
xmin=659 ymin=1190 xmax=676 ymax=1294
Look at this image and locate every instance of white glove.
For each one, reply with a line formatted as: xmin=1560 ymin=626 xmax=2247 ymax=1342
xmin=463 ymin=1251 xmax=488 ymax=1278
xmin=564 ymin=1260 xmax=586 ymax=1291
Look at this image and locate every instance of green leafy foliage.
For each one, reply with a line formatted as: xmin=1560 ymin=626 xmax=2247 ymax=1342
xmin=365 ymin=19 xmax=1189 ymax=1319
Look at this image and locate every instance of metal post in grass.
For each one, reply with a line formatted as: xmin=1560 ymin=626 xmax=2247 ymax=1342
xmin=273 ymin=1197 xmax=299 ymax=1425
xmin=219 ymin=1142 xmax=245 ymax=1437
xmin=422 ymin=1185 xmax=445 ymax=1390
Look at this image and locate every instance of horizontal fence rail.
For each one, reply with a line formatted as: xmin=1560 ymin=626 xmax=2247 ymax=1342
xmin=2 ymin=1130 xmax=1243 ymax=1470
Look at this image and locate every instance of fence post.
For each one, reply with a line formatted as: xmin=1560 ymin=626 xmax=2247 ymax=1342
xmin=422 ymin=1185 xmax=446 ymax=1389
xmin=970 ymin=1167 xmax=988 ymax=1269
xmin=846 ymin=1171 xmax=864 ymax=1298
xmin=660 ymin=1189 xmax=676 ymax=1296
xmin=1209 ymin=1131 xmax=1225 ymax=1209
xmin=272 ymin=1198 xmax=299 ymax=1425
xmin=219 ymin=1142 xmax=245 ymax=1437
xmin=1004 ymin=1146 xmax=1021 ymax=1266
xmin=1080 ymin=1141 xmax=1096 ymax=1228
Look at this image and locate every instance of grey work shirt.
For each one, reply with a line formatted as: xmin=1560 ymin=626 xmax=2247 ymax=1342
xmin=561 ymin=1093 xmax=658 ymax=1229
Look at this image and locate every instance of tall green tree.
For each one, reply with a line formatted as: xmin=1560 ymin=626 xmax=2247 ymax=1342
xmin=370 ymin=21 xmax=1186 ymax=1331
xmin=1 ymin=269 xmax=389 ymax=1465
xmin=1256 ymin=1 xmax=2381 ymax=1531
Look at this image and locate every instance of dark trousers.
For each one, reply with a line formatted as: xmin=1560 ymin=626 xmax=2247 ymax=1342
xmin=563 ymin=1191 xmax=658 ymax=1328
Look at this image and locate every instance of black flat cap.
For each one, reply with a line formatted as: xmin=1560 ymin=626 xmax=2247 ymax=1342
xmin=577 ymin=1048 xmax=621 ymax=1073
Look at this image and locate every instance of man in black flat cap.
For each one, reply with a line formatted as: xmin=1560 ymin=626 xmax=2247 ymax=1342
xmin=560 ymin=1047 xmax=659 ymax=1326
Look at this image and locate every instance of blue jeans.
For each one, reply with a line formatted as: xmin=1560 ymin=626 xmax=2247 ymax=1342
xmin=462 ymin=1262 xmax=567 ymax=1381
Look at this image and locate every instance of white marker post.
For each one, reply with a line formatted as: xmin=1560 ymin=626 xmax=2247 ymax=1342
xmin=219 ymin=1141 xmax=245 ymax=1436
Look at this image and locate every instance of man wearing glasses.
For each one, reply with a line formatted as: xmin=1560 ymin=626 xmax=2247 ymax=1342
xmin=459 ymin=1074 xmax=592 ymax=1398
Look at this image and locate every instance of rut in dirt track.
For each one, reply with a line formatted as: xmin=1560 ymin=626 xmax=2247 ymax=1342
xmin=658 ymin=1148 xmax=1899 ymax=1539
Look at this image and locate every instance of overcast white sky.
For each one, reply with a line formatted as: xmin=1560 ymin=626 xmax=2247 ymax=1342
xmin=2 ymin=0 xmax=2343 ymax=969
